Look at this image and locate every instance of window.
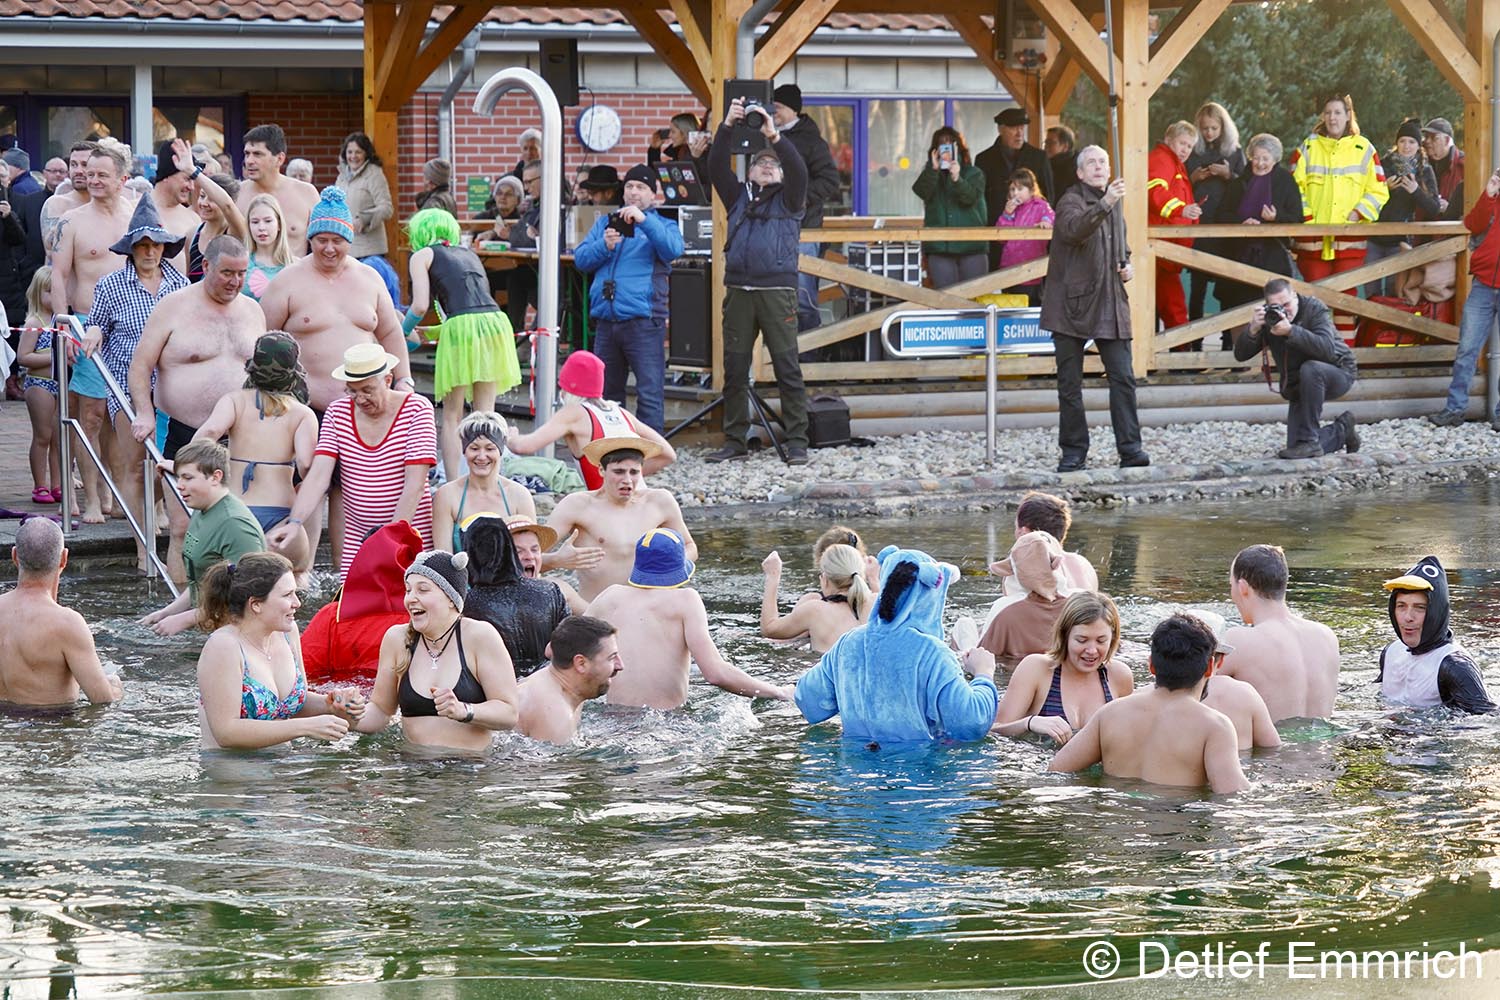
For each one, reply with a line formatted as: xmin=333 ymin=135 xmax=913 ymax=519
xmin=865 ymin=98 xmax=943 ymax=216
xmin=42 ymin=104 xmax=125 ymax=163
xmin=802 ymin=102 xmax=854 ymax=218
xmin=153 ymin=104 xmax=228 ymax=156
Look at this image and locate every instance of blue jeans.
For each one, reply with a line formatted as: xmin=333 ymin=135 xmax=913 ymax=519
xmin=1445 ymin=279 xmax=1500 ymax=414
xmin=593 ymin=315 xmax=667 ymax=432
xmin=796 ymin=240 xmax=822 ymax=331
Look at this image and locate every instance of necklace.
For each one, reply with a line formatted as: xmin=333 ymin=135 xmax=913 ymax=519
xmin=419 ymin=618 xmax=460 ymax=670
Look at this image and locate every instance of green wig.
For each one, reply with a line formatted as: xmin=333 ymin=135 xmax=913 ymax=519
xmin=408 ymin=207 xmax=462 ymax=251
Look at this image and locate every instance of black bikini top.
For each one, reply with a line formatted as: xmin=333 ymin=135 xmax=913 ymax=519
xmin=397 ymin=623 xmax=486 ymax=717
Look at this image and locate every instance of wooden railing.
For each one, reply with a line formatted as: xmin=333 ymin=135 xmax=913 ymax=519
xmin=770 ymin=219 xmax=1470 ymax=383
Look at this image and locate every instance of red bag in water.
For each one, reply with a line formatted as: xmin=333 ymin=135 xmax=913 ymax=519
xmin=302 ymin=522 xmax=423 ymax=683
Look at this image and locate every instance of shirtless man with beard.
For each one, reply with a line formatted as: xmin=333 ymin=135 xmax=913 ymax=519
xmin=129 ymin=235 xmax=263 ymax=581
xmin=234 ymin=124 xmax=319 ymax=257
xmin=48 ymin=140 xmax=139 ymax=521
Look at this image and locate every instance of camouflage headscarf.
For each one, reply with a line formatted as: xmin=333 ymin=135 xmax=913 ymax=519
xmin=244 ymin=331 xmax=309 ymax=404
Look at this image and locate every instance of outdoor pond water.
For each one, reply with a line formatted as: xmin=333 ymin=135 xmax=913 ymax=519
xmin=3 ymin=481 xmax=1500 ymax=997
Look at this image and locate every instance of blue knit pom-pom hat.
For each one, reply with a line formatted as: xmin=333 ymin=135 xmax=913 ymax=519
xmin=306 ymin=185 xmax=355 ymax=242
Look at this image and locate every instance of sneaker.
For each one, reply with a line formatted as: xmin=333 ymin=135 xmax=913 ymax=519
xmin=1119 ymin=451 xmax=1151 ymax=468
xmin=1277 ymin=441 xmax=1323 ymax=460
xmin=1427 ymin=409 xmax=1465 ymax=427
xmin=704 ymin=445 xmax=749 ymax=463
xmin=1337 ymin=411 xmax=1360 ymax=453
xmin=785 ymin=446 xmax=809 ymax=466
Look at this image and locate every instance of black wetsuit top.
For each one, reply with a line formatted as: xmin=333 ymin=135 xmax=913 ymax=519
xmin=428 ymin=244 xmax=500 ymax=319
xmin=464 ymin=581 xmax=570 ymax=678
xmin=398 ymin=624 xmax=485 ymax=716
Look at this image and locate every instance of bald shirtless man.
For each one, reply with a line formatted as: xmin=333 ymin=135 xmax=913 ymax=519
xmin=150 ymin=140 xmax=201 ymax=275
xmin=517 ymin=616 xmax=622 ymax=744
xmin=234 ymin=123 xmax=319 ymax=257
xmin=129 ymin=235 xmax=262 ymax=581
xmin=586 ymin=528 xmax=789 ymax=709
xmin=544 ymin=439 xmax=697 ymax=601
xmin=1051 ymin=614 xmax=1248 ymax=793
xmin=258 ymin=186 xmax=409 ymax=411
xmin=38 ymin=141 xmax=96 ymax=256
xmin=0 ymin=519 xmax=122 ymax=708
xmin=1220 ymin=544 xmax=1341 ymax=721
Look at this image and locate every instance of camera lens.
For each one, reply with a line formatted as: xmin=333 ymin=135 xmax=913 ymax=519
xmin=745 ymin=108 xmax=765 ymax=130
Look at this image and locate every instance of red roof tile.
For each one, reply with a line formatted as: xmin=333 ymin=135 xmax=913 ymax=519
xmin=4 ymin=1 xmax=951 ymax=31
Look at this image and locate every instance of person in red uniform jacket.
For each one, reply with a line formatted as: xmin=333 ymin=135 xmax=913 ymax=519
xmin=1147 ymin=121 xmax=1203 ymax=333
xmin=301 ymin=521 xmax=423 ymax=683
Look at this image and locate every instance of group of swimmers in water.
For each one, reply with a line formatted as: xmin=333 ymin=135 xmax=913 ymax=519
xmin=0 ymin=479 xmax=1493 ymax=793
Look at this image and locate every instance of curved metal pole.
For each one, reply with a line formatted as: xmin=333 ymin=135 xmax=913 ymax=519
xmin=473 ymin=68 xmax=563 ymax=423
xmin=737 ymin=0 xmax=783 ymax=76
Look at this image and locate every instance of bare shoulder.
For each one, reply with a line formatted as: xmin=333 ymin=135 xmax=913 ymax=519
xmin=1012 ymin=652 xmax=1053 ymax=684
xmin=1106 ymin=659 xmax=1135 ymax=692
xmin=550 ymin=490 xmax=587 ymax=517
xmin=292 ymin=178 xmax=322 ymax=202
xmin=230 ymin=293 xmax=266 ymax=320
xmin=379 ymin=622 xmax=410 ymax=651
xmin=460 ymin=616 xmax=503 ymax=646
xmin=647 ymin=486 xmax=684 ymax=511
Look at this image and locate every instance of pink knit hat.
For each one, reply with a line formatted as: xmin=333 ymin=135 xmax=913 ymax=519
xmin=559 ymin=350 xmax=605 ymax=398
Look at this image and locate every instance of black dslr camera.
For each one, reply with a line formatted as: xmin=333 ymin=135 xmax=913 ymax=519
xmin=743 ymin=102 xmax=768 ymax=131
xmin=1262 ymin=304 xmax=1286 ymax=330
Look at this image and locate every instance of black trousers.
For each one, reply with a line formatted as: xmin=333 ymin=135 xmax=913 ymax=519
xmin=1053 ymin=334 xmax=1143 ymax=461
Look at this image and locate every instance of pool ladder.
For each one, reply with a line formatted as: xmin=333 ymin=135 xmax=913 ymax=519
xmin=51 ymin=315 xmax=182 ymax=600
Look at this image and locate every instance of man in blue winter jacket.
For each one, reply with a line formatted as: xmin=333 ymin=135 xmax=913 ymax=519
xmin=574 ymin=164 xmax=684 ymax=432
xmin=705 ymin=97 xmax=811 ymax=465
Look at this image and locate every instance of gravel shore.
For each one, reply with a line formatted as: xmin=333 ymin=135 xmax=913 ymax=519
xmin=650 ymin=416 xmax=1500 ymax=514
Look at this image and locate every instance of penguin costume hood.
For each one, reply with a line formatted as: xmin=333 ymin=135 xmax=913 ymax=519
xmin=793 ymin=546 xmax=998 ymax=744
xmin=1383 ymin=554 xmax=1451 ymax=655
xmin=1378 ymin=554 xmax=1497 ymax=714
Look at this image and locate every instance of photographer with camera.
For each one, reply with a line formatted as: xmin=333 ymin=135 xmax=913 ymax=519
xmin=1233 ymin=278 xmax=1359 ymax=460
xmin=573 ymin=165 xmax=684 ymax=433
xmin=912 ymin=126 xmax=990 ymax=288
xmin=704 ymin=96 xmax=811 ymax=465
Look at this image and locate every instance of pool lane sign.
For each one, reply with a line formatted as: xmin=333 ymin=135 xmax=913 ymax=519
xmin=895 ymin=308 xmax=1052 ymax=356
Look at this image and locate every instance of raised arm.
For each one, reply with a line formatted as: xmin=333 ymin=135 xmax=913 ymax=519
xmin=685 ymin=593 xmax=788 ymax=700
xmin=174 ymin=139 xmax=246 ymax=242
xmin=507 ymin=403 xmax=584 ymax=455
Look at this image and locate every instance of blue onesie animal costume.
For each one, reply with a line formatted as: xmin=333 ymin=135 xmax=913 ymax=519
xmin=794 ymin=546 xmax=999 ymax=743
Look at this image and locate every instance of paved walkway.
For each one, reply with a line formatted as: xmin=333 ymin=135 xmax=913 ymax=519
xmin=0 ymin=399 xmax=142 ymax=559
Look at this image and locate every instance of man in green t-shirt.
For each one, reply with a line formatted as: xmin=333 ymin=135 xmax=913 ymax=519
xmin=142 ymin=440 xmax=266 ymax=635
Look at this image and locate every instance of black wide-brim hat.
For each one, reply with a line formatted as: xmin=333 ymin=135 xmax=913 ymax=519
xmin=109 ymin=192 xmax=187 ymax=259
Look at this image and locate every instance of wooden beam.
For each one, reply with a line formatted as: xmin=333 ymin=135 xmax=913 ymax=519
xmin=1465 ymin=0 xmax=1500 ymax=215
xmin=793 ymin=258 xmax=1049 ymax=353
xmin=1019 ymin=0 xmax=1119 ymax=94
xmin=1043 ymin=55 xmax=1083 ymax=116
xmin=799 ymin=254 xmax=988 ymax=309
xmin=948 ymin=12 xmax=1029 ymax=104
xmin=620 ymin=3 xmax=711 ymax=103
xmin=666 ymin=0 xmax=713 ymax=86
xmin=374 ymin=1 xmax=435 ymax=115
xmin=364 ymin=3 xmax=401 ymax=256
xmin=800 ymin=225 xmax=1051 ymax=241
xmin=1145 ymin=0 xmax=1232 ymax=96
xmin=1151 ymin=239 xmax=1465 ymax=347
xmin=1386 ymin=0 xmax=1482 ymax=104
xmin=380 ymin=3 xmax=490 ymax=112
xmin=755 ymin=0 xmax=842 ymax=80
xmin=1119 ymin=0 xmax=1153 ymax=376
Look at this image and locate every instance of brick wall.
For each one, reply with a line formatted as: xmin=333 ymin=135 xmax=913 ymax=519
xmin=245 ymin=93 xmax=363 ymax=189
xmin=397 ymin=90 xmax=704 ymax=215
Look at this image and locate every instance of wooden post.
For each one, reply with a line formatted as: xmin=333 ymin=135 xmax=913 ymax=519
xmin=1465 ymin=0 xmax=1499 ymax=211
xmin=1118 ymin=0 xmax=1154 ymax=377
xmin=364 ymin=2 xmax=400 ymax=259
xmin=707 ymin=0 xmax=750 ymax=393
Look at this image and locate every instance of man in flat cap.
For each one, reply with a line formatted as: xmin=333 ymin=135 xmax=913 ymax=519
xmin=976 ymin=107 xmax=1054 ymax=269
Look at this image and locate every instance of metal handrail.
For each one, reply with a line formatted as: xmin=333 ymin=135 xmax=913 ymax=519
xmin=51 ymin=315 xmax=181 ymax=599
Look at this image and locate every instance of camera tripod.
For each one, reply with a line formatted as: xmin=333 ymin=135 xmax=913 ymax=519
xmin=664 ymin=373 xmax=787 ymax=462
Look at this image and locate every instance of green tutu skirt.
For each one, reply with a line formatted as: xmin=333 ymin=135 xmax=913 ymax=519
xmin=433 ymin=309 xmax=521 ymax=401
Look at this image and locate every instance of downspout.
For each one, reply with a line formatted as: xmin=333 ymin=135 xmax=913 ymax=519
xmin=1489 ymin=28 xmax=1500 ymax=420
xmin=738 ymin=0 xmax=784 ymax=77
xmin=438 ymin=27 xmax=483 ymax=164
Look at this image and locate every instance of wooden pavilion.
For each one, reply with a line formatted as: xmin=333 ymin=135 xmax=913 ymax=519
xmin=362 ymin=0 xmax=1500 ymax=426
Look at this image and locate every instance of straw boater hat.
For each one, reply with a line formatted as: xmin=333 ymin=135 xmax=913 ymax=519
xmin=581 ymin=434 xmax=662 ymax=469
xmin=109 ymin=194 xmax=187 ymax=259
xmin=331 ymin=342 xmax=402 ymax=382
xmin=505 ymin=517 xmax=558 ymax=551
